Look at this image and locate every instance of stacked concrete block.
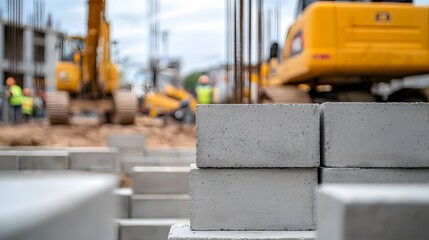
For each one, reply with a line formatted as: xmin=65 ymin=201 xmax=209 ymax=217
xmin=170 ymin=104 xmax=319 ymax=240
xmin=117 ymin=166 xmax=190 ymax=240
xmin=321 ymin=102 xmax=429 ymax=184
xmin=115 ymin=188 xmax=132 ymax=218
xmin=0 ymin=153 xmax=19 ymax=170
xmin=317 ymin=184 xmax=429 ymax=240
xmin=107 ymin=134 xmax=146 ymax=157
xmin=169 ymin=224 xmax=316 ymax=240
xmin=121 ymin=156 xmax=195 ymax=175
xmin=19 ymin=151 xmax=69 ymax=170
xmin=69 ymin=147 xmax=119 ymax=172
xmin=0 ymin=172 xmax=117 ymax=240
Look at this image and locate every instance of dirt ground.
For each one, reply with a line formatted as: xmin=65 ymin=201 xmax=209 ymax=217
xmin=0 ymin=116 xmax=196 ymax=148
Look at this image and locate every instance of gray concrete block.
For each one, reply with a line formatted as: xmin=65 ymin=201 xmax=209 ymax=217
xmin=0 ymin=155 xmax=19 ymax=170
xmin=146 ymin=148 xmax=196 ymax=158
xmin=317 ymin=184 xmax=429 ymax=240
xmin=190 ymin=166 xmax=317 ymax=231
xmin=69 ymin=148 xmax=119 ymax=172
xmin=19 ymin=151 xmax=69 ymax=170
xmin=132 ymin=166 xmax=190 ymax=194
xmin=107 ymin=134 xmax=146 ymax=148
xmin=196 ymin=104 xmax=320 ymax=168
xmin=121 ymin=157 xmax=195 ymax=174
xmin=131 ymin=194 xmax=189 ymax=218
xmin=0 ymin=172 xmax=117 ymax=240
xmin=115 ymin=188 xmax=132 ymax=218
xmin=320 ymin=168 xmax=429 ymax=184
xmin=322 ymin=102 xmax=429 ymax=168
xmin=168 ymin=224 xmax=316 ymax=240
xmin=118 ymin=219 xmax=189 ymax=240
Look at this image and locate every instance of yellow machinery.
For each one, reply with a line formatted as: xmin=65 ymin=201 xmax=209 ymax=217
xmin=270 ymin=0 xmax=429 ymax=102
xmin=46 ymin=0 xmax=136 ymax=124
xmin=142 ymin=84 xmax=197 ymax=122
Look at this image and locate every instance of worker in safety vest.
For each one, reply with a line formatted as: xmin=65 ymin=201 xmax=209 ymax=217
xmin=195 ymin=75 xmax=213 ymax=104
xmin=21 ymin=88 xmax=34 ymax=123
xmin=6 ymin=77 xmax=23 ymax=124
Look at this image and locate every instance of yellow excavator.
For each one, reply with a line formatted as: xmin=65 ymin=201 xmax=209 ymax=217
xmin=266 ymin=0 xmax=429 ymax=103
xmin=46 ymin=0 xmax=136 ymax=124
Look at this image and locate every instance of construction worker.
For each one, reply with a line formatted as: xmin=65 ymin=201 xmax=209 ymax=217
xmin=21 ymin=88 xmax=34 ymax=123
xmin=6 ymin=77 xmax=23 ymax=124
xmin=195 ymin=75 xmax=213 ymax=104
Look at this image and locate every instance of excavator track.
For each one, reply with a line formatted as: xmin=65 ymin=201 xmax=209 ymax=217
xmin=113 ymin=91 xmax=136 ymax=125
xmin=46 ymin=91 xmax=70 ymax=124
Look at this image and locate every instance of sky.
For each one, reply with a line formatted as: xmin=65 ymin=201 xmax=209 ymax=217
xmin=16 ymin=0 xmax=429 ymax=77
xmin=42 ymin=0 xmax=296 ymax=76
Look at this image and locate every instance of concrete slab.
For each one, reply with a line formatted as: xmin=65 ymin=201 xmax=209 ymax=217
xmin=190 ymin=166 xmax=317 ymax=231
xmin=322 ymin=102 xmax=429 ymax=168
xmin=115 ymin=188 xmax=132 ymax=218
xmin=317 ymin=184 xmax=429 ymax=240
xmin=69 ymin=148 xmax=119 ymax=172
xmin=0 ymin=172 xmax=117 ymax=240
xmin=132 ymin=166 xmax=190 ymax=194
xmin=168 ymin=224 xmax=316 ymax=240
xmin=131 ymin=194 xmax=189 ymax=218
xmin=196 ymin=104 xmax=320 ymax=168
xmin=0 ymin=155 xmax=19 ymax=170
xmin=320 ymin=168 xmax=429 ymax=184
xmin=19 ymin=151 xmax=69 ymax=170
xmin=118 ymin=219 xmax=189 ymax=240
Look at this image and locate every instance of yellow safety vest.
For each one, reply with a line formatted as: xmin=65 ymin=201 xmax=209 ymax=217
xmin=9 ymin=85 xmax=23 ymax=106
xmin=196 ymin=85 xmax=213 ymax=104
xmin=21 ymin=96 xmax=34 ymax=115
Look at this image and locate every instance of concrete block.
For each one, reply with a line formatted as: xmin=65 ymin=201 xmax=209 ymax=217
xmin=19 ymin=151 xmax=69 ymax=170
xmin=146 ymin=148 xmax=196 ymax=158
xmin=69 ymin=148 xmax=119 ymax=172
xmin=132 ymin=166 xmax=190 ymax=194
xmin=322 ymin=102 xmax=429 ymax=168
xmin=131 ymin=194 xmax=189 ymax=218
xmin=317 ymin=184 xmax=429 ymax=240
xmin=320 ymin=168 xmax=429 ymax=184
xmin=196 ymin=104 xmax=320 ymax=168
xmin=115 ymin=188 xmax=132 ymax=218
xmin=121 ymin=157 xmax=195 ymax=174
xmin=168 ymin=224 xmax=316 ymax=240
xmin=0 ymin=172 xmax=117 ymax=240
xmin=0 ymin=155 xmax=19 ymax=170
xmin=190 ymin=166 xmax=317 ymax=230
xmin=118 ymin=219 xmax=189 ymax=240
xmin=107 ymin=134 xmax=146 ymax=148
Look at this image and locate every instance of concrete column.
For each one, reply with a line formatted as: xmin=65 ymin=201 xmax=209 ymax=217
xmin=23 ymin=28 xmax=34 ymax=91
xmin=45 ymin=30 xmax=58 ymax=92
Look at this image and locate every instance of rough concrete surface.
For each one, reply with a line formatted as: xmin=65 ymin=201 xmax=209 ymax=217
xmin=168 ymin=224 xmax=316 ymax=240
xmin=121 ymin=156 xmax=195 ymax=174
xmin=131 ymin=194 xmax=189 ymax=218
xmin=69 ymin=148 xmax=119 ymax=172
xmin=118 ymin=219 xmax=189 ymax=240
xmin=132 ymin=166 xmax=190 ymax=194
xmin=317 ymin=184 xmax=429 ymax=240
xmin=320 ymin=168 xmax=429 ymax=184
xmin=196 ymin=104 xmax=320 ymax=168
xmin=115 ymin=188 xmax=132 ymax=218
xmin=322 ymin=102 xmax=429 ymax=168
xmin=190 ymin=166 xmax=317 ymax=231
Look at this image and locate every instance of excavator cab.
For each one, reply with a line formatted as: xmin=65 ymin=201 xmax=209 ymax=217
xmin=55 ymin=37 xmax=84 ymax=94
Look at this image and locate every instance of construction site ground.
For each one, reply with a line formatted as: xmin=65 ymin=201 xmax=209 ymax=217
xmin=0 ymin=116 xmax=196 ymax=148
